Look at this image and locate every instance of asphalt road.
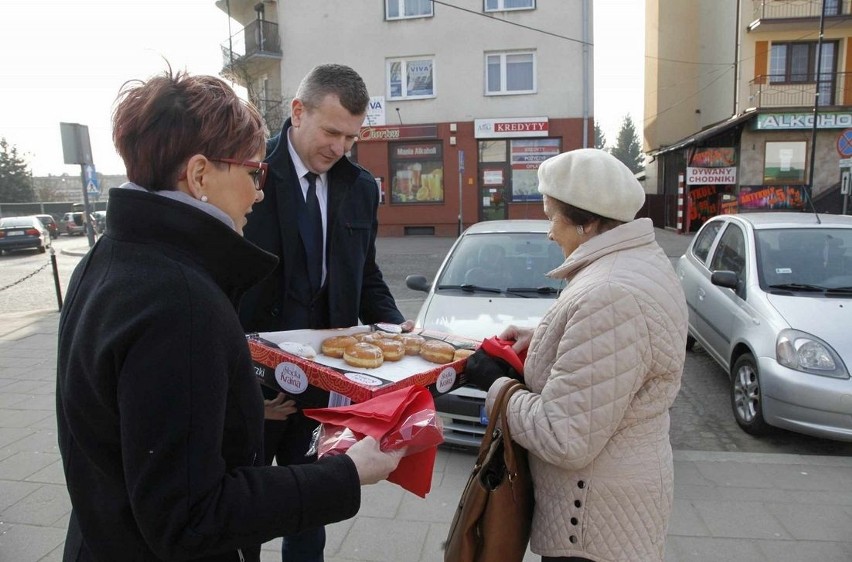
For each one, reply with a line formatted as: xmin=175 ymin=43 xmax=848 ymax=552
xmin=2 ymin=232 xmax=851 ymax=456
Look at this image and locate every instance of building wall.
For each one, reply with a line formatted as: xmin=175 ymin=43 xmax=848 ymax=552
xmin=217 ymin=1 xmax=593 ymax=236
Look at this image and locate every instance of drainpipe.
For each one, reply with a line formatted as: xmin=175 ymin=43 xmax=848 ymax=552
xmin=582 ymin=0 xmax=591 ymax=148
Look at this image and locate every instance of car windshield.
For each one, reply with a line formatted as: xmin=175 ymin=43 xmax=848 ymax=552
xmin=435 ymin=232 xmax=566 ymax=295
xmin=756 ymin=227 xmax=852 ymax=291
xmin=0 ymin=217 xmax=35 ymax=228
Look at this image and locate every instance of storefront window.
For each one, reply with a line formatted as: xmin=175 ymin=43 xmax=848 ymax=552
xmin=764 ymin=141 xmax=806 ymax=184
xmin=389 ymin=142 xmax=444 ymax=203
xmin=510 ymin=138 xmax=560 ymax=201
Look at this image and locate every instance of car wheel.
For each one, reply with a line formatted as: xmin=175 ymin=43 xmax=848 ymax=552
xmin=685 ymin=335 xmax=696 ymax=351
xmin=38 ymin=245 xmax=46 ymax=254
xmin=730 ymin=353 xmax=772 ymax=435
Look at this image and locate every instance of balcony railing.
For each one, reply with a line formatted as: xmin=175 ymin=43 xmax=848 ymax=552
xmin=752 ymin=0 xmax=849 ymax=21
xmin=221 ymin=20 xmax=281 ymax=69
xmin=749 ymin=72 xmax=852 ymax=107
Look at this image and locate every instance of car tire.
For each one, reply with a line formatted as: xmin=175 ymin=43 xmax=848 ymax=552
xmin=38 ymin=245 xmax=46 ymax=254
xmin=685 ymin=335 xmax=696 ymax=351
xmin=730 ymin=353 xmax=772 ymax=435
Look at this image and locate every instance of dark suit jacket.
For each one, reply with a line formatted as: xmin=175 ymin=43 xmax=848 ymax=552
xmin=239 ymin=119 xmax=404 ymax=332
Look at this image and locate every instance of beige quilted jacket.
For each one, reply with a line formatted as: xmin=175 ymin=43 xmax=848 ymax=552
xmin=486 ymin=218 xmax=688 ymax=562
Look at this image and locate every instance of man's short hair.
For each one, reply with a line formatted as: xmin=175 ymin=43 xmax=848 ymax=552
xmin=295 ymin=64 xmax=370 ymax=116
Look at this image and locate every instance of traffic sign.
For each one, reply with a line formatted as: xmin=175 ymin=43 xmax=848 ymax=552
xmin=87 ymin=181 xmax=100 ymax=199
xmin=837 ymin=128 xmax=852 ymax=157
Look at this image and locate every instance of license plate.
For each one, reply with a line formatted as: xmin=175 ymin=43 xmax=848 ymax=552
xmin=479 ymin=405 xmax=489 ymax=426
xmin=7 ymin=231 xmax=23 ymax=236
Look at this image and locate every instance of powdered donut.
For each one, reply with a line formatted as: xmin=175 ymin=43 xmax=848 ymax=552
xmin=343 ymin=342 xmax=384 ymax=369
xmin=419 ymin=340 xmax=455 ymax=364
xmin=321 ymin=335 xmax=358 ymax=358
xmin=400 ymin=333 xmax=426 ymax=355
xmin=373 ymin=338 xmax=405 ymax=361
xmin=453 ymin=348 xmax=476 ymax=362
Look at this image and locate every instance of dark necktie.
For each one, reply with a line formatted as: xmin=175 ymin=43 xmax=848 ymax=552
xmin=303 ymin=172 xmax=323 ymax=290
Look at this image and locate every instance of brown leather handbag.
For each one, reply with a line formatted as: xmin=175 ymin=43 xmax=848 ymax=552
xmin=444 ymin=380 xmax=533 ymax=562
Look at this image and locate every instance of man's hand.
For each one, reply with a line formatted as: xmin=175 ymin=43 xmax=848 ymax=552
xmin=400 ymin=319 xmax=415 ymax=333
xmin=264 ymin=393 xmax=297 ymax=421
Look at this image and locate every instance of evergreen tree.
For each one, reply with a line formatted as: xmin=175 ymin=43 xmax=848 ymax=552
xmin=594 ymin=121 xmax=607 ymax=150
xmin=0 ymin=138 xmax=35 ymax=203
xmin=610 ymin=115 xmax=645 ymax=173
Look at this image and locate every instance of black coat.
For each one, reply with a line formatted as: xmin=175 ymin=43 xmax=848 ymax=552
xmin=56 ymin=189 xmax=361 ymax=561
xmin=239 ymin=120 xmax=404 ymax=332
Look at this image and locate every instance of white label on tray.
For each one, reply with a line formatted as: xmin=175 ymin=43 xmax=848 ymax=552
xmin=435 ymin=367 xmax=457 ymax=393
xmin=274 ymin=362 xmax=308 ymax=394
xmin=344 ymin=372 xmax=383 ymax=386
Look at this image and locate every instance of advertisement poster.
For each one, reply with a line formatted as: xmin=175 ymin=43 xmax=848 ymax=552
xmin=510 ymin=139 xmax=560 ymax=201
xmin=690 ymin=147 xmax=735 ymax=167
xmin=390 ymin=142 xmax=444 ymax=204
xmin=764 ymin=141 xmax=806 ymax=184
xmin=738 ymin=185 xmax=805 ymax=211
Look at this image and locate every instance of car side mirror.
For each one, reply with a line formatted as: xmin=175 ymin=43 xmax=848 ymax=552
xmin=405 ymin=274 xmax=431 ymax=292
xmin=711 ymin=270 xmax=739 ymax=290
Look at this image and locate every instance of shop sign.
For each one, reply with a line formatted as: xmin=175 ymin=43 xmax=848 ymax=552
xmin=362 ymin=96 xmax=386 ymax=127
xmin=738 ymin=185 xmax=805 ymax=210
xmin=474 ymin=117 xmax=549 ymax=138
xmin=755 ymin=112 xmax=852 ymax=130
xmin=686 ymin=166 xmax=737 ymax=185
xmin=358 ymin=124 xmax=438 ymax=142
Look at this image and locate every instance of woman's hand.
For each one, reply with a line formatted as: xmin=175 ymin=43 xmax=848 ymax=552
xmin=263 ymin=393 xmax=297 ymax=421
xmin=345 ymin=436 xmax=405 ymax=485
xmin=500 ymin=325 xmax=534 ymax=354
xmin=399 ymin=319 xmax=416 ymax=333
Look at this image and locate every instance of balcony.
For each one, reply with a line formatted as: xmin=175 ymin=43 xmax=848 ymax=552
xmin=221 ymin=19 xmax=281 ymax=78
xmin=749 ymin=0 xmax=852 ymax=31
xmin=749 ymin=72 xmax=852 ymax=108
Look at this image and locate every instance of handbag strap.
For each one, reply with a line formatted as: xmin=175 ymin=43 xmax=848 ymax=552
xmin=497 ymin=382 xmax=526 ymax=478
xmin=475 ymin=380 xmax=526 ymax=467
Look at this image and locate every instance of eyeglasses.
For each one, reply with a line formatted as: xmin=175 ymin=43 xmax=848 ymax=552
xmin=211 ymin=158 xmax=268 ymax=191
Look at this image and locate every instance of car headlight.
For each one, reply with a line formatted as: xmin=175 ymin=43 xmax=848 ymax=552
xmin=776 ymin=329 xmax=849 ymax=379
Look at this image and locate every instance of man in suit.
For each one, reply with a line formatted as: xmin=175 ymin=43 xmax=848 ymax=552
xmin=239 ymin=63 xmax=411 ymax=562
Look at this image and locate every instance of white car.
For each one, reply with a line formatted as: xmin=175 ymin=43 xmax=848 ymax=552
xmin=405 ymin=220 xmax=565 ymax=447
xmin=677 ymin=212 xmax=852 ymax=441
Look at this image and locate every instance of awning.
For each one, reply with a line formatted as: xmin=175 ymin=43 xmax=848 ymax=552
xmin=649 ymin=109 xmax=758 ymax=157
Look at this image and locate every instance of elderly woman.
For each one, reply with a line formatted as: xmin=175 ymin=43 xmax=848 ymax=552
xmin=482 ymin=149 xmax=687 ymax=562
xmin=55 ymin=69 xmax=401 ymax=562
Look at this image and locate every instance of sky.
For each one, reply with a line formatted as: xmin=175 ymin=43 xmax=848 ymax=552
xmin=0 ymin=0 xmax=644 ymax=177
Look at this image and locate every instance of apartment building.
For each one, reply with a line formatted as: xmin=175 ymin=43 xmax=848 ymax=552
xmin=215 ymin=0 xmax=592 ymax=236
xmin=646 ymin=0 xmax=852 ymax=233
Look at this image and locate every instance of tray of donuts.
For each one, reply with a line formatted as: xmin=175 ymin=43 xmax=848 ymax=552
xmin=247 ymin=326 xmax=479 ymax=408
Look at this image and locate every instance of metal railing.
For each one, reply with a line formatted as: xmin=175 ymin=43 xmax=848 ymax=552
xmin=752 ymin=0 xmax=849 ymax=21
xmin=749 ymin=72 xmax=851 ymax=107
xmin=221 ymin=20 xmax=281 ymax=68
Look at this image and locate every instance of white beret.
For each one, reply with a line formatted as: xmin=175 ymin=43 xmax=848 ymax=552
xmin=537 ymin=149 xmax=645 ymax=222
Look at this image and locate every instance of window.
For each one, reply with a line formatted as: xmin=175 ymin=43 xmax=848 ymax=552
xmin=510 ymin=139 xmax=560 ymax=201
xmin=386 ymin=0 xmax=433 ymax=20
xmin=769 ymin=41 xmax=836 ymax=84
xmin=486 ymin=51 xmax=535 ymax=95
xmin=691 ymin=221 xmax=723 ymax=264
xmin=389 ymin=142 xmax=444 ymax=204
xmin=387 ymin=57 xmax=435 ymax=99
xmin=710 ymin=225 xmax=746 ymax=281
xmin=764 ymin=141 xmax=806 ymax=184
xmin=485 ymin=0 xmax=535 ymax=11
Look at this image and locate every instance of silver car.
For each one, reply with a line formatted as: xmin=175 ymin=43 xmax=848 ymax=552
xmin=677 ymin=212 xmax=852 ymax=441
xmin=406 ymin=220 xmax=565 ymax=447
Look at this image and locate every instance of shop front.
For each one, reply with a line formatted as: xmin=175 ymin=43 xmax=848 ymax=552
xmin=353 ymin=116 xmax=583 ymax=236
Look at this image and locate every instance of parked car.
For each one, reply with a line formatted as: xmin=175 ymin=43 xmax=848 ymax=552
xmin=405 ymin=220 xmax=565 ymax=447
xmin=35 ymin=214 xmax=59 ymax=239
xmin=61 ymin=211 xmax=87 ymax=236
xmin=0 ymin=216 xmax=52 ymax=255
xmin=677 ymin=212 xmax=852 ymax=442
xmin=92 ymin=210 xmax=107 ymax=234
